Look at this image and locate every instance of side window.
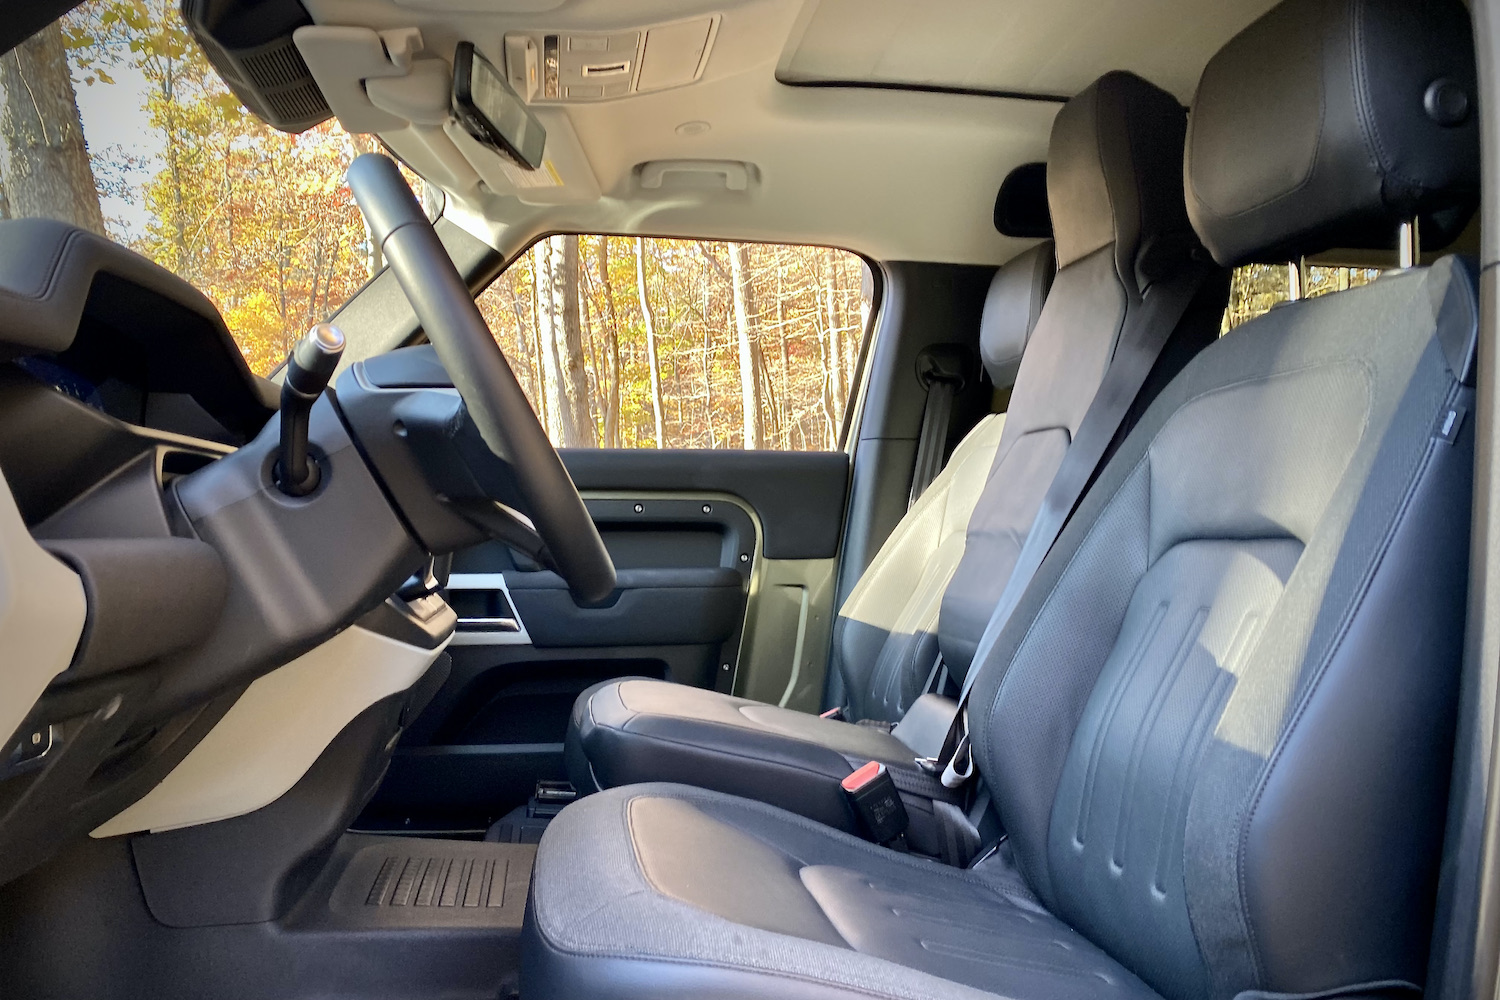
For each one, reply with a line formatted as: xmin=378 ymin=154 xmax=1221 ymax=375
xmin=1222 ymin=262 xmax=1383 ymax=332
xmin=475 ymin=237 xmax=872 ymax=450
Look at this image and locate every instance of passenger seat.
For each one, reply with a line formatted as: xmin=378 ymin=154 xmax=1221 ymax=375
xmin=565 ymin=71 xmax=1228 ymax=858
xmin=834 ymin=240 xmax=1053 ymax=724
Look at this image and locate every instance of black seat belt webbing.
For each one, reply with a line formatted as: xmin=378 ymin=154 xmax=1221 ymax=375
xmin=908 ymin=345 xmax=970 ymax=508
xmin=909 ymin=381 xmax=955 ymax=506
xmin=933 ymin=261 xmax=1213 ymax=787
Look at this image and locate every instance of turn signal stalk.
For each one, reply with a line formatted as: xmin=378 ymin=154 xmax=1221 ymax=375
xmin=275 ymin=323 xmax=345 ymax=496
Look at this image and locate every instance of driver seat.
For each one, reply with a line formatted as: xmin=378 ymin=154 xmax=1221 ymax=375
xmin=521 ymin=1 xmax=1480 ymax=998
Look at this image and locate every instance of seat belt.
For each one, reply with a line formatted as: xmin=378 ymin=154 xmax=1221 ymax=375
xmin=908 ymin=346 xmax=969 ymax=508
xmin=927 ymin=259 xmax=1214 ymax=788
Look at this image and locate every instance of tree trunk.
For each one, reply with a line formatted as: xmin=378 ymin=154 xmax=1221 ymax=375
xmin=0 ymin=22 xmax=105 ymax=235
xmin=538 ymin=235 xmax=595 ymax=447
xmin=728 ymin=242 xmax=764 ymax=449
xmin=700 ymin=317 xmax=716 ymax=449
xmin=634 ymin=237 xmax=666 ymax=449
xmin=775 ymin=252 xmax=791 ymax=449
xmin=524 ymin=253 xmax=545 ymax=420
xmin=159 ymin=50 xmax=192 ymax=278
xmin=598 ymin=236 xmax=622 ymax=448
xmin=580 ymin=259 xmax=604 ymax=426
xmin=532 ymin=243 xmax=564 ymax=440
xmin=814 ymin=294 xmax=837 ymax=447
xmin=505 ymin=275 xmax=535 ymax=406
xmin=825 ymin=250 xmax=844 ymax=420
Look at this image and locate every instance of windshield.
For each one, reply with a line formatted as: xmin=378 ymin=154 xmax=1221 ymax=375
xmin=0 ymin=0 xmax=421 ymax=375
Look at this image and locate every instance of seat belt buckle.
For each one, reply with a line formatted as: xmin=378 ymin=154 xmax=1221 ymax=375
xmin=841 ymin=761 xmax=909 ymax=849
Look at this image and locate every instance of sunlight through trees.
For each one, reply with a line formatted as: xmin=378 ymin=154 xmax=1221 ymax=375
xmin=477 ymin=237 xmax=867 ymax=451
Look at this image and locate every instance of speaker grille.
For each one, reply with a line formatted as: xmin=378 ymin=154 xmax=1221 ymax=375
xmin=241 ymin=41 xmax=310 ymax=90
xmin=263 ymin=80 xmax=331 ymax=125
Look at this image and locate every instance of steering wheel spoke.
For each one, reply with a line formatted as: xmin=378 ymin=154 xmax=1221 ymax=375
xmin=345 ymin=154 xmax=616 ymax=605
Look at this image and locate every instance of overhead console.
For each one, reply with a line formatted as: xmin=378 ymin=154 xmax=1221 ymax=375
xmin=501 ymin=16 xmax=720 ymax=102
xmin=296 ymin=26 xmax=599 ymax=206
xmin=288 ymin=11 xmax=719 ymax=208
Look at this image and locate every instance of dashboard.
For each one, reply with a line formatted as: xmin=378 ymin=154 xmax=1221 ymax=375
xmin=0 ymin=218 xmax=277 ymax=447
xmin=0 ymin=217 xmax=428 ymax=885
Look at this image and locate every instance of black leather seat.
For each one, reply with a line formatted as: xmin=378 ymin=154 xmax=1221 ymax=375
xmin=565 ymin=70 xmax=1227 ymax=850
xmin=524 ymin=0 xmax=1480 ymax=997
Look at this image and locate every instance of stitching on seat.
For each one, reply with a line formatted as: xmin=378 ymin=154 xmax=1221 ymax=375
xmin=623 ymin=794 xmax=858 ymax=949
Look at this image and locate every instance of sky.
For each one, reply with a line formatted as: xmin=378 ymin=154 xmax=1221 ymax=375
xmin=71 ymin=57 xmax=161 ymax=242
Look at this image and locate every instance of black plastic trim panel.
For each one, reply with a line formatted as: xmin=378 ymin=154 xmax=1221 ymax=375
xmin=560 ymin=449 xmax=850 ymax=560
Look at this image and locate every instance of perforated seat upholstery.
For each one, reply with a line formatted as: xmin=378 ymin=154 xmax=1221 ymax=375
xmin=566 ymin=71 xmax=1226 ymax=833
xmin=524 ymin=2 xmax=1481 ymax=998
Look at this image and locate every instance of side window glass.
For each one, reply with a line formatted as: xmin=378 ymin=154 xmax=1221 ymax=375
xmin=475 ymin=237 xmax=872 ymax=450
xmin=1222 ymin=262 xmax=1383 ymax=332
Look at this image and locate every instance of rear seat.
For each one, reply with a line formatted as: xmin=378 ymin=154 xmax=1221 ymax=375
xmin=565 ymin=71 xmax=1229 ymax=858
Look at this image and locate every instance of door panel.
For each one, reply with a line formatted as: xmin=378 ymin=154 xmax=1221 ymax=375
xmin=358 ymin=449 xmax=850 ymax=833
xmin=506 ymin=567 xmax=746 ymax=649
xmin=562 ymin=449 xmax=850 ymax=558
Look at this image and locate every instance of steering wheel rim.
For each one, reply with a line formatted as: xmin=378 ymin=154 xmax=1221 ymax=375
xmin=346 ymin=154 xmax=616 ymax=605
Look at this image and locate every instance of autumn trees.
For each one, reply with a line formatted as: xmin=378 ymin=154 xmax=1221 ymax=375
xmin=1 ymin=0 xmax=381 ymax=376
xmin=478 ymin=236 xmax=867 ymax=452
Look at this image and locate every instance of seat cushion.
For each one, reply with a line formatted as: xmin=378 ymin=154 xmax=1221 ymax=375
xmin=566 ymin=679 xmax=958 ymax=849
xmin=524 ymin=783 xmax=1162 ymax=1000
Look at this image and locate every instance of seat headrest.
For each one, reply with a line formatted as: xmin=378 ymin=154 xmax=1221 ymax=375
xmin=1185 ymin=0 xmax=1479 ymax=267
xmin=1048 ymin=71 xmax=1193 ymax=292
xmin=981 ymin=241 xmax=1056 ymax=388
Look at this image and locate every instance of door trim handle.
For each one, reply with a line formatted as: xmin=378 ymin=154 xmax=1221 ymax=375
xmin=446 ymin=573 xmax=532 ymax=646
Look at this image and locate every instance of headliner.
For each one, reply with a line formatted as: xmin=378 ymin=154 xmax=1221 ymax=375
xmin=298 ymin=0 xmax=1273 ymax=264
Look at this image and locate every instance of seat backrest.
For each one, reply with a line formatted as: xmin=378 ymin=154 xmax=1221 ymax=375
xmin=836 ymin=241 xmax=1054 ymax=722
xmin=969 ymin=2 xmax=1481 ymax=998
xmin=939 ymin=71 xmax=1219 ymax=680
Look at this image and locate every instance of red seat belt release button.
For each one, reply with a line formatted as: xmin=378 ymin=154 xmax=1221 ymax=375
xmin=841 ymin=761 xmax=909 ymax=847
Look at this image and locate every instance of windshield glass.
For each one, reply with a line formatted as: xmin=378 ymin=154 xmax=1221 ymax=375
xmin=0 ymin=0 xmax=422 ymax=375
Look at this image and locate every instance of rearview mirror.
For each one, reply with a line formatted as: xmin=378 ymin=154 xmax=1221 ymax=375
xmin=452 ymin=41 xmax=547 ymax=170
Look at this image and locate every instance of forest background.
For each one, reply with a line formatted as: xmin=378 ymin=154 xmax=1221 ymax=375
xmin=0 ymin=0 xmax=1367 ymax=450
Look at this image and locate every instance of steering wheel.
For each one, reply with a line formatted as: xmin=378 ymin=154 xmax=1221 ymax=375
xmin=346 ymin=154 xmax=616 ymax=605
